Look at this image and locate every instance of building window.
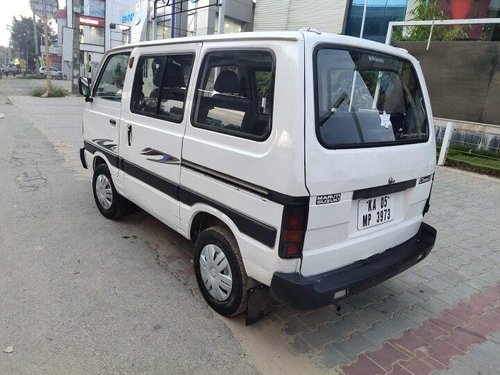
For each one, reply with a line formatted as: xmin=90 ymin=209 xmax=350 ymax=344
xmin=214 ymin=15 xmax=246 ymax=34
xmin=345 ymin=0 xmax=408 ymax=43
xmin=83 ymin=0 xmax=105 ymax=18
xmin=80 ymin=25 xmax=105 ymax=46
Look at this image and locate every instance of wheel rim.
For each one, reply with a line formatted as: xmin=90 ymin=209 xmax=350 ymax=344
xmin=95 ymin=174 xmax=113 ymax=210
xmin=199 ymin=244 xmax=233 ymax=302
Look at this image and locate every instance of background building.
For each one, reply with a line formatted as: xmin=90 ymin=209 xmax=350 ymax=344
xmin=57 ymin=0 xmax=254 ymax=79
xmin=254 ymin=0 xmax=500 ymax=42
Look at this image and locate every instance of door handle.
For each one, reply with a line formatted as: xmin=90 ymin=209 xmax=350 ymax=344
xmin=127 ymin=124 xmax=132 ymax=146
xmin=109 ymin=119 xmax=116 ymax=126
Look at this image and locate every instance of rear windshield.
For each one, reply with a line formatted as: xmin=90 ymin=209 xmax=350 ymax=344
xmin=315 ymin=47 xmax=428 ymax=149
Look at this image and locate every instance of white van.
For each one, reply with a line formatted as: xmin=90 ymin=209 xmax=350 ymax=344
xmin=79 ymin=31 xmax=437 ymax=317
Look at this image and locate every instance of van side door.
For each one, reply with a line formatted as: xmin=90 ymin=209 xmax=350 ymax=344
xmin=119 ymin=43 xmax=200 ymax=231
xmin=84 ymin=52 xmax=130 ymax=176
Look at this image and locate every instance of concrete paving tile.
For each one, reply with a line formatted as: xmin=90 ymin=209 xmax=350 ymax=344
xmin=329 ymin=332 xmax=377 ymax=361
xmin=359 ymin=317 xmax=412 ymax=347
xmin=476 ymin=271 xmax=500 ymax=284
xmin=300 ymin=323 xmax=339 ymax=351
xmin=328 ymin=315 xmax=366 ymax=340
xmin=389 ymin=331 xmax=430 ymax=355
xmin=434 ymin=290 xmax=465 ymax=306
xmin=364 ymin=343 xmax=410 ymax=372
xmin=439 ymin=360 xmax=476 ymax=375
xmin=465 ymin=276 xmax=493 ymax=291
xmin=289 ymin=336 xmax=314 ymax=355
xmin=349 ymin=307 xmax=389 ymax=328
xmin=413 ymin=266 xmax=443 ymax=281
xmin=399 ymin=272 xmax=430 ymax=286
xmin=372 ymin=297 xmax=407 ymax=317
xmin=451 ymin=340 xmax=500 ymax=372
xmin=340 ymin=354 xmax=385 ymax=375
xmin=400 ymin=303 xmax=436 ymax=326
xmin=343 ymin=291 xmax=378 ymax=310
xmin=299 ymin=306 xmax=341 ymax=330
xmin=284 ymin=315 xmax=313 ymax=335
xmin=318 ymin=343 xmax=350 ymax=370
xmin=383 ymin=278 xmax=412 ymax=295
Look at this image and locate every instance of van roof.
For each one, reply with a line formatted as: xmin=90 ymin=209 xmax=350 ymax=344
xmin=109 ymin=30 xmax=412 ymax=59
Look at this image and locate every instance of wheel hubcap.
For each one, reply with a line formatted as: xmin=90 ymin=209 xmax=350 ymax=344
xmin=199 ymin=244 xmax=233 ymax=302
xmin=95 ymin=174 xmax=113 ymax=210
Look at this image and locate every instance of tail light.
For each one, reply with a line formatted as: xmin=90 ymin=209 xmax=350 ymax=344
xmin=278 ymin=206 xmax=308 ymax=259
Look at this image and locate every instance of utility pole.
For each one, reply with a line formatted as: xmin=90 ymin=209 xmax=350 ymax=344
xmin=71 ymin=0 xmax=81 ymax=94
xmin=33 ymin=13 xmax=39 ymax=70
xmin=43 ymin=17 xmax=53 ymax=95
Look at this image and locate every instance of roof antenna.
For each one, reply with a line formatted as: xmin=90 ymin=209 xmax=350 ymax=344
xmin=300 ymin=27 xmax=321 ymax=35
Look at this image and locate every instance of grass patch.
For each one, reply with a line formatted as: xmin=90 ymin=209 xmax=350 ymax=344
xmin=48 ymin=87 xmax=66 ymax=97
xmin=437 ymin=144 xmax=500 ymax=178
xmin=31 ymin=86 xmax=67 ymax=97
xmin=32 ymin=87 xmax=45 ymax=97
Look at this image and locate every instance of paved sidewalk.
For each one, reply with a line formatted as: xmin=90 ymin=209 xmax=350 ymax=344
xmin=7 ymin=96 xmax=500 ymax=374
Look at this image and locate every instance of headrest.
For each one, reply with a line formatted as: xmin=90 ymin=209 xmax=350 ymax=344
xmin=164 ymin=62 xmax=185 ymax=88
xmin=214 ymin=70 xmax=239 ymax=94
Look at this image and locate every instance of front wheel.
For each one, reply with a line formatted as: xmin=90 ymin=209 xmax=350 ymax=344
xmin=193 ymin=226 xmax=248 ymax=316
xmin=92 ymin=163 xmax=122 ymax=219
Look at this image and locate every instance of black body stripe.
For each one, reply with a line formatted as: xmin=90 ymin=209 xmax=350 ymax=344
xmin=182 ymin=160 xmax=309 ymax=207
xmin=353 ymin=179 xmax=416 ymax=200
xmin=84 ymin=140 xmax=120 ymax=168
xmin=83 ymin=141 xmax=277 ymax=247
xmin=179 ymin=188 xmax=277 ymax=248
xmin=122 ymin=160 xmax=179 ymax=200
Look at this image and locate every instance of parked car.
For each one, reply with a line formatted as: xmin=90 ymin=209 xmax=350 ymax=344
xmin=39 ymin=66 xmax=62 ymax=79
xmin=78 ymin=31 xmax=437 ymax=319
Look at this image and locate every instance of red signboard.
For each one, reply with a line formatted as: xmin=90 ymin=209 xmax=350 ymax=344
xmin=80 ymin=16 xmax=105 ymax=28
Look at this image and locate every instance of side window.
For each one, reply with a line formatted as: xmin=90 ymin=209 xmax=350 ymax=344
xmin=94 ymin=53 xmax=130 ymax=101
xmin=192 ymin=50 xmax=275 ymax=140
xmin=131 ymin=54 xmax=194 ymax=123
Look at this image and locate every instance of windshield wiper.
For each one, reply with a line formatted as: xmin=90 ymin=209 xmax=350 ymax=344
xmin=319 ymin=92 xmax=351 ymax=126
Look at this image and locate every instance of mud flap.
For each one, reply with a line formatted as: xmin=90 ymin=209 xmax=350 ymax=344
xmin=245 ymin=284 xmax=274 ymax=326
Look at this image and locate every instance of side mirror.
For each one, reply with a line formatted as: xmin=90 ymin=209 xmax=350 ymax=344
xmin=79 ymin=76 xmax=93 ymax=102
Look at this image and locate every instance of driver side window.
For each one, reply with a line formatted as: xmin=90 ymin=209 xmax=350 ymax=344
xmin=94 ymin=53 xmax=130 ymax=101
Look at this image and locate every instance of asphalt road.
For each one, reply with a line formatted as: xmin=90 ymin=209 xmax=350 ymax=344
xmin=0 ymin=88 xmax=259 ymax=374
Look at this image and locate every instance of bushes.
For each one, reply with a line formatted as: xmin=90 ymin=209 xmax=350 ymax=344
xmin=32 ymin=86 xmax=67 ymax=97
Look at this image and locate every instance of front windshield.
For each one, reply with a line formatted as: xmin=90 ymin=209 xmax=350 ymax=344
xmin=315 ymin=47 xmax=428 ymax=148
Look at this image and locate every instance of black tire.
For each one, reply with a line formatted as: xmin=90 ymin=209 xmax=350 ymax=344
xmin=92 ymin=163 xmax=122 ymax=220
xmin=194 ymin=226 xmax=248 ymax=316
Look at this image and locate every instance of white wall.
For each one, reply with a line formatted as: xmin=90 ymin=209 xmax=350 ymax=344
xmin=254 ymin=0 xmax=349 ymax=34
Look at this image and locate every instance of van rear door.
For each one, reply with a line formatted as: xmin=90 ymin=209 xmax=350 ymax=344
xmin=302 ymin=40 xmax=436 ymax=277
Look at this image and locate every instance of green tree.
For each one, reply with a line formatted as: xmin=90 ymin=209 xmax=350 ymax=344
xmin=394 ymin=0 xmax=468 ymax=42
xmin=8 ymin=16 xmax=56 ymax=72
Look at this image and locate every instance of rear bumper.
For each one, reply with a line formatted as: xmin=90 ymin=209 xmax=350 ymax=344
xmin=270 ymin=222 xmax=437 ymax=310
xmin=80 ymin=147 xmax=87 ymax=169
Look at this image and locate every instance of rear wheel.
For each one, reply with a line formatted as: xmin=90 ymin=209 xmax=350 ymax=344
xmin=194 ymin=226 xmax=248 ymax=316
xmin=92 ymin=164 xmax=122 ymax=219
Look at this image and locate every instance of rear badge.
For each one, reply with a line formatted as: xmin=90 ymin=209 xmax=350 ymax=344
xmin=316 ymin=193 xmax=341 ymax=205
xmin=419 ymin=175 xmax=432 ymax=184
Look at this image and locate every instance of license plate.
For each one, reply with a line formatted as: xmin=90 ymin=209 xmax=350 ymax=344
xmin=357 ymin=194 xmax=393 ymax=230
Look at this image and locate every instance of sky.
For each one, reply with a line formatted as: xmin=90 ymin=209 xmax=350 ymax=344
xmin=0 ymin=2 xmax=61 ymax=47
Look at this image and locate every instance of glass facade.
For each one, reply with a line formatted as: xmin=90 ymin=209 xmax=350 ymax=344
xmin=345 ymin=0 xmax=408 ymax=43
xmin=80 ymin=26 xmax=105 ymax=46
